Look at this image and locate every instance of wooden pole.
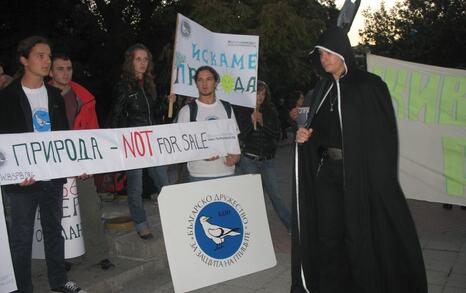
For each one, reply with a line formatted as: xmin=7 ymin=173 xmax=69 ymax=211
xmin=168 ymin=14 xmax=180 ymax=118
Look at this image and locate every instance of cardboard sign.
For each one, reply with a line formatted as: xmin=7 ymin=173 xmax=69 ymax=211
xmin=32 ymin=178 xmax=85 ymax=259
xmin=158 ymin=174 xmax=276 ymax=292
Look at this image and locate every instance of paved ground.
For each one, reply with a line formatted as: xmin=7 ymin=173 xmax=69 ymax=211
xmin=31 ymin=139 xmax=466 ymax=292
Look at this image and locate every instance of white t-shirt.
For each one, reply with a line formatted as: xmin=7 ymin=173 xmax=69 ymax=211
xmin=177 ymin=99 xmax=239 ymax=177
xmin=23 ymin=84 xmax=50 ymax=133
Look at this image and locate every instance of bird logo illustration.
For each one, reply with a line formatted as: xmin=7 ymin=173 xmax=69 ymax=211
xmin=199 ymin=215 xmax=241 ymax=250
xmin=180 ymin=20 xmax=191 ymax=38
xmin=33 ymin=110 xmax=51 ymax=132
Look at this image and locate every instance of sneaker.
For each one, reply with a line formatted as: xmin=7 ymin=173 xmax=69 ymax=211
xmin=137 ymin=230 xmax=154 ymax=240
xmin=52 ymin=281 xmax=86 ymax=293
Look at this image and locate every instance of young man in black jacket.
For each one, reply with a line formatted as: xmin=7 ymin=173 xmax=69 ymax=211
xmin=0 ymin=36 xmax=85 ymax=293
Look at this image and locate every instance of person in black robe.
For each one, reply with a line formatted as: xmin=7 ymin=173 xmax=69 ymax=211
xmin=290 ymin=26 xmax=427 ymax=293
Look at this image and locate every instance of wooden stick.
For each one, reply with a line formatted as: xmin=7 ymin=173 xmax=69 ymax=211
xmin=168 ymin=98 xmax=174 ymax=118
xmin=168 ymin=14 xmax=180 ymax=118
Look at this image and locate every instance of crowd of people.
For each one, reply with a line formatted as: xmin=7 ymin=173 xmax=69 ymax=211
xmin=0 ymin=26 xmax=428 ymax=293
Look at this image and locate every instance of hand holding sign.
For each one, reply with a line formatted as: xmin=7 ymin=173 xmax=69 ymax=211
xmin=19 ymin=177 xmax=35 ymax=186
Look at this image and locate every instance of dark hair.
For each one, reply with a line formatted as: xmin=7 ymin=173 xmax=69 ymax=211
xmin=285 ymin=90 xmax=304 ymax=110
xmin=121 ymin=43 xmax=156 ymax=97
xmin=52 ymin=52 xmax=71 ymax=63
xmin=15 ymin=35 xmax=51 ymax=78
xmin=257 ymin=80 xmax=272 ymax=106
xmin=194 ymin=66 xmax=219 ymax=82
xmin=17 ymin=36 xmax=51 ymax=60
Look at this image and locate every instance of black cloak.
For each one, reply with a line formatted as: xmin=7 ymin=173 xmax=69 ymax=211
xmin=290 ymin=27 xmax=427 ymax=293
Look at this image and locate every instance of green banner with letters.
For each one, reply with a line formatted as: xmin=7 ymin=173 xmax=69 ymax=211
xmin=367 ymin=54 xmax=465 ymax=204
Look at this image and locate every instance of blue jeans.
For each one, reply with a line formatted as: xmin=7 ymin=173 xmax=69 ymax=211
xmin=126 ymin=166 xmax=169 ymax=232
xmin=5 ymin=182 xmax=67 ymax=292
xmin=238 ymin=156 xmax=291 ymax=230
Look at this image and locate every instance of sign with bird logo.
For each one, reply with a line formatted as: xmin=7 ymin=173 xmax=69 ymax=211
xmin=158 ymin=174 xmax=276 ymax=292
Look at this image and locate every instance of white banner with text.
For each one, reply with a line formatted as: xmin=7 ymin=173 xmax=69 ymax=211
xmin=0 ymin=120 xmax=240 ymax=185
xmin=367 ymin=54 xmax=466 ymax=205
xmin=171 ymin=13 xmax=259 ymax=108
xmin=32 ymin=178 xmax=85 ymax=259
xmin=0 ymin=189 xmax=17 ymax=292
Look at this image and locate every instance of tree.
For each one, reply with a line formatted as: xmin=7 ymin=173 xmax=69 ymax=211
xmin=179 ymin=0 xmax=338 ymax=100
xmin=360 ymin=0 xmax=466 ymax=68
xmin=0 ymin=0 xmax=339 ymax=118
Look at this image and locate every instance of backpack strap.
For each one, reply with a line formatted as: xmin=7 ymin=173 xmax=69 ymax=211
xmin=186 ymin=99 xmax=232 ymax=122
xmin=219 ymin=99 xmax=232 ymax=119
xmin=188 ymin=100 xmax=198 ymax=122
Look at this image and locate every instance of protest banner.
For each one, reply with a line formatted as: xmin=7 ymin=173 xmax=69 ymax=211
xmin=0 ymin=119 xmax=240 ymax=185
xmin=367 ymin=54 xmax=466 ymax=205
xmin=158 ymin=174 xmax=276 ymax=292
xmin=0 ymin=189 xmax=17 ymax=292
xmin=171 ymin=13 xmax=259 ymax=108
xmin=32 ymin=178 xmax=85 ymax=259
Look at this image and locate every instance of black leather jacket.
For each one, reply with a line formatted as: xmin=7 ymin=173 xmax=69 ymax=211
xmin=0 ymin=78 xmax=68 ymax=192
xmin=235 ymin=103 xmax=281 ymax=159
xmin=106 ymin=80 xmax=165 ymax=128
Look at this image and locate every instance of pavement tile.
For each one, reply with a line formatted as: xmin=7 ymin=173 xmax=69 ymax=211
xmin=255 ymin=271 xmax=291 ymax=293
xmin=425 ymin=240 xmax=463 ymax=252
xmin=423 ymin=249 xmax=458 ymax=273
xmin=427 ymin=270 xmax=449 ymax=285
xmin=446 ymin=273 xmax=466 ymax=289
xmin=193 ymin=283 xmax=256 ymax=293
xmin=452 ymin=260 xmax=466 ymax=275
xmin=222 ymin=261 xmax=290 ymax=290
xmin=443 ymin=286 xmax=466 ymax=293
xmin=427 ymin=284 xmax=443 ymax=293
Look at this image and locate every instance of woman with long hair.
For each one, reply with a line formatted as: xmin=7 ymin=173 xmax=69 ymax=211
xmin=106 ymin=43 xmax=173 ymax=239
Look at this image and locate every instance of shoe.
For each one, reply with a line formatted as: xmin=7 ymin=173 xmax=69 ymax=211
xmin=137 ymin=231 xmax=154 ymax=240
xmin=138 ymin=229 xmax=154 ymax=240
xmin=52 ymin=281 xmax=86 ymax=293
xmin=99 ymin=258 xmax=115 ymax=270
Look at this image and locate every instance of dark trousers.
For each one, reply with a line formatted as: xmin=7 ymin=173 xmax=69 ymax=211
xmin=315 ymin=159 xmax=352 ymax=293
xmin=5 ymin=182 xmax=66 ymax=293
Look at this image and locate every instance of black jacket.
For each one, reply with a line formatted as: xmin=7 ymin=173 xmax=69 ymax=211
xmin=0 ymin=78 xmax=69 ymax=193
xmin=291 ymin=27 xmax=427 ymax=293
xmin=106 ymin=80 xmax=165 ymax=128
xmin=235 ymin=103 xmax=281 ymax=159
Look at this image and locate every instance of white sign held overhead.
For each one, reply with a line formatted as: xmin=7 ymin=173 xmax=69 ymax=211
xmin=171 ymin=13 xmax=259 ymax=108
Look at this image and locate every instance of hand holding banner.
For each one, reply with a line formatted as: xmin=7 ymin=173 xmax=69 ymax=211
xmin=0 ymin=119 xmax=240 ymax=185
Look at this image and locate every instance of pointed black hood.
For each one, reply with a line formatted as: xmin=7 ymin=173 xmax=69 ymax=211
xmin=310 ymin=26 xmax=356 ymax=78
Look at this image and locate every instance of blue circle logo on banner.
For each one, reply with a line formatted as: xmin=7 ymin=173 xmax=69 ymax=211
xmin=195 ymin=201 xmax=243 ymax=259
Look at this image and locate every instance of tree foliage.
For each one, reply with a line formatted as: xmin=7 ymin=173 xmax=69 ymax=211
xmin=0 ymin=0 xmax=338 ymax=118
xmin=360 ymin=0 xmax=466 ymax=68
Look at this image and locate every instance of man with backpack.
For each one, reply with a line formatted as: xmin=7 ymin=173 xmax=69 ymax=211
xmin=176 ymin=66 xmax=240 ymax=181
